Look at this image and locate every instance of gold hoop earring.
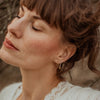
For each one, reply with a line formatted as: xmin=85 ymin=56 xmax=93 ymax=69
xmin=57 ymin=63 xmax=65 ymax=73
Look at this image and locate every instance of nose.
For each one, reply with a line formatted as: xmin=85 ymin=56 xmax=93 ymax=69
xmin=7 ymin=18 xmax=26 ymax=38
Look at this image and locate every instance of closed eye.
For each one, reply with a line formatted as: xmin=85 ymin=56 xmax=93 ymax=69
xmin=32 ymin=26 xmax=41 ymax=31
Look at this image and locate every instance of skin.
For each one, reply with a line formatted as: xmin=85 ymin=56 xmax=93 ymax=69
xmin=0 ymin=6 xmax=76 ymax=100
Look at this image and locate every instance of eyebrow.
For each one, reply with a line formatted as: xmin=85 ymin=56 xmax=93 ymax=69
xmin=20 ymin=6 xmax=42 ymax=20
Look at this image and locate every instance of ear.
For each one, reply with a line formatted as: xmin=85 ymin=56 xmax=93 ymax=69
xmin=54 ymin=43 xmax=76 ymax=64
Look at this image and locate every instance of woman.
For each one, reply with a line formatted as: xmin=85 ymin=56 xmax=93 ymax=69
xmin=0 ymin=0 xmax=100 ymax=100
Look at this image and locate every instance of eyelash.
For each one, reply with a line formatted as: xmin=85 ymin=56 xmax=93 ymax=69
xmin=32 ymin=26 xmax=41 ymax=31
xmin=15 ymin=15 xmax=41 ymax=32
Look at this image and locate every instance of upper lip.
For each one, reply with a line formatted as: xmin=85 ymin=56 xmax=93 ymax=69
xmin=5 ymin=38 xmax=19 ymax=51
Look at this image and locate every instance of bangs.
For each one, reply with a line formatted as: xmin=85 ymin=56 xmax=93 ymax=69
xmin=20 ymin=0 xmax=63 ymax=27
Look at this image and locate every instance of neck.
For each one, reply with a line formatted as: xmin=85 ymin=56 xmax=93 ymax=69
xmin=20 ymin=64 xmax=61 ymax=100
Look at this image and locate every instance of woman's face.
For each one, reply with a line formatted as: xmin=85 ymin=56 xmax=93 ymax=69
xmin=0 ymin=6 xmax=63 ymax=69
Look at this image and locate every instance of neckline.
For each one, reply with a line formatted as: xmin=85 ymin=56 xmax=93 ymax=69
xmin=44 ymin=80 xmax=68 ymax=100
xmin=14 ymin=81 xmax=71 ymax=100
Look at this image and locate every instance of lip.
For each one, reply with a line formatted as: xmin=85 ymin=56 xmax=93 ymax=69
xmin=3 ymin=38 xmax=19 ymax=51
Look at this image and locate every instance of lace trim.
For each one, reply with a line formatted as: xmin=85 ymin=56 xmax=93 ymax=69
xmin=44 ymin=81 xmax=74 ymax=100
xmin=12 ymin=81 xmax=74 ymax=100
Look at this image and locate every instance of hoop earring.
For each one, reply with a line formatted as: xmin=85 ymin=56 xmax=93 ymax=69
xmin=58 ymin=63 xmax=65 ymax=72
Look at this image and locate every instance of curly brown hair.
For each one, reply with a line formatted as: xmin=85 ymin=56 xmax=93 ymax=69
xmin=20 ymin=0 xmax=100 ymax=80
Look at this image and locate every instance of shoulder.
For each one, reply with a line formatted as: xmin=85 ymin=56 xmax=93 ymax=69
xmin=0 ymin=82 xmax=22 ymax=100
xmin=58 ymin=82 xmax=100 ymax=100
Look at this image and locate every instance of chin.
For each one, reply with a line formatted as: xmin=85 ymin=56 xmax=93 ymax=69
xmin=0 ymin=47 xmax=19 ymax=67
xmin=0 ymin=56 xmax=18 ymax=67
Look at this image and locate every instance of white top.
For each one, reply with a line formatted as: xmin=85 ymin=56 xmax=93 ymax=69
xmin=0 ymin=81 xmax=100 ymax=100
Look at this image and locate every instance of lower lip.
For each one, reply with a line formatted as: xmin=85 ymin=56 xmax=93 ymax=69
xmin=3 ymin=40 xmax=18 ymax=51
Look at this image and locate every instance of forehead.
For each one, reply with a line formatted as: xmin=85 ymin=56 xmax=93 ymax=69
xmin=20 ymin=5 xmax=40 ymax=19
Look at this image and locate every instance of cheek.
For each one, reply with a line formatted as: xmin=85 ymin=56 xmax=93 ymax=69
xmin=25 ymin=37 xmax=60 ymax=56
